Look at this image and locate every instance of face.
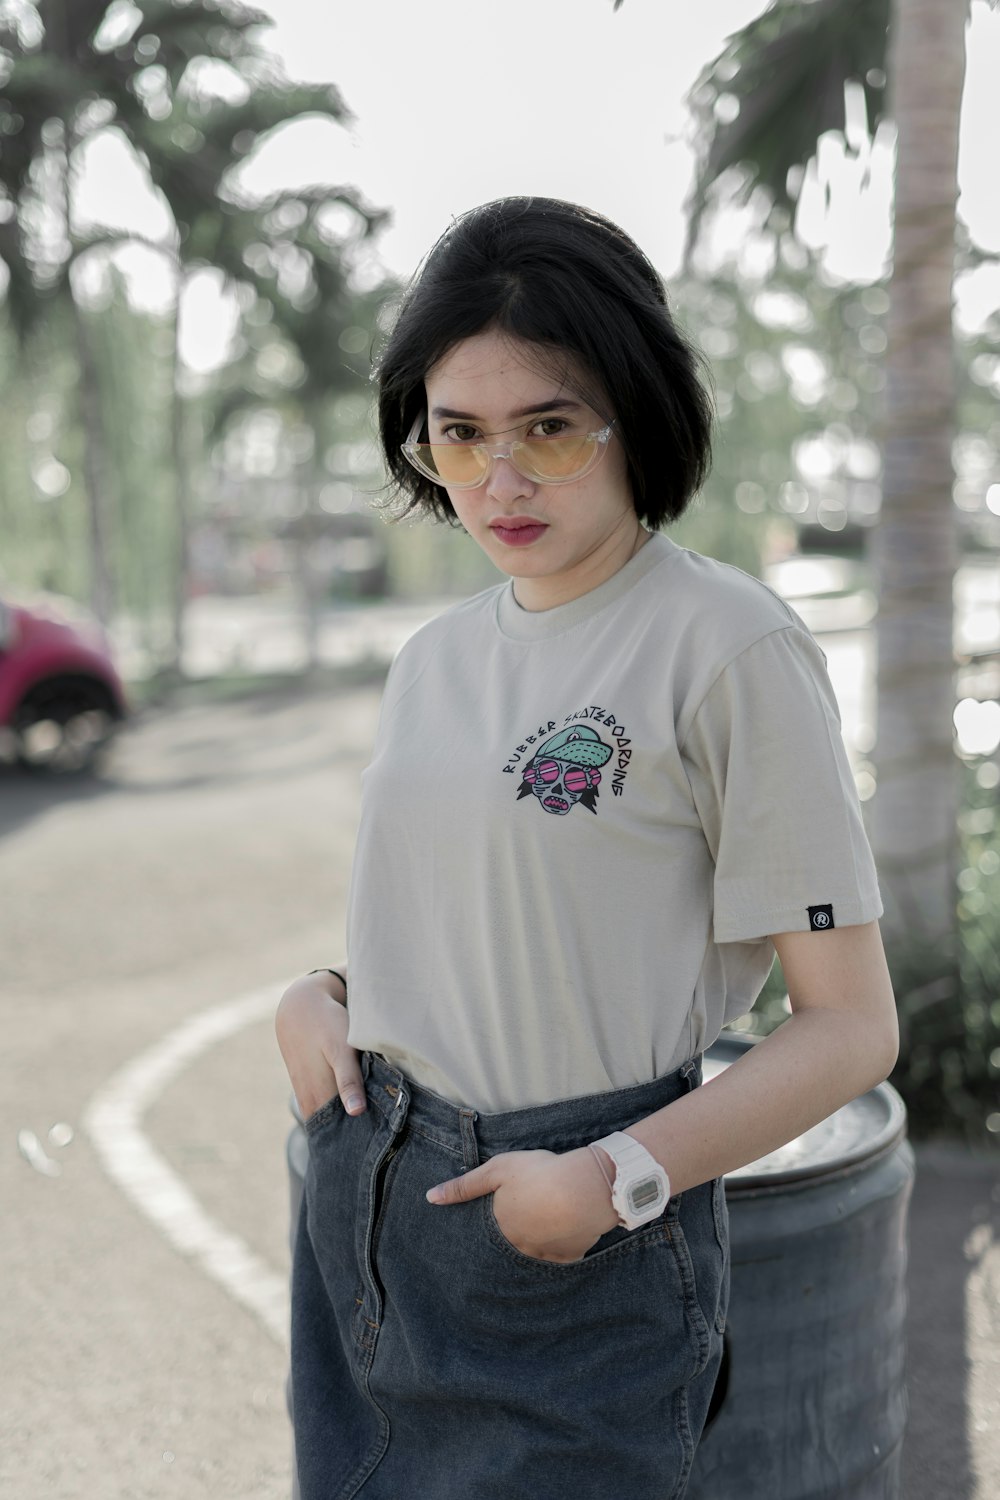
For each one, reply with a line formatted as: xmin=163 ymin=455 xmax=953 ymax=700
xmin=422 ymin=329 xmax=639 ymax=610
xmin=527 ymin=756 xmax=589 ymax=815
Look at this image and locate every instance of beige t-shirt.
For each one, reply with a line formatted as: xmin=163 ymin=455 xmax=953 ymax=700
xmin=344 ymin=534 xmax=882 ymax=1111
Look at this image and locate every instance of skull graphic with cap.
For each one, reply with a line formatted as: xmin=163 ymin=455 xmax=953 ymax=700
xmin=517 ymin=725 xmax=614 ymax=816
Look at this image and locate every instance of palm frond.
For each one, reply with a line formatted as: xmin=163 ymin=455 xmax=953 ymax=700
xmin=36 ymin=0 xmax=112 ymax=60
xmin=686 ymin=0 xmax=890 ymax=251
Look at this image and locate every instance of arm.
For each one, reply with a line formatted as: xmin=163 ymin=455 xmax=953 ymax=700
xmin=619 ymin=919 xmax=898 ymax=1192
xmin=275 ymin=966 xmax=367 ymax=1117
xmin=427 ymin=920 xmax=898 ymax=1261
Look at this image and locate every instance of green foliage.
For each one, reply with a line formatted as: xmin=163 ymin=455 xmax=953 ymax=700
xmin=955 ymin=313 xmax=1000 ymax=554
xmin=0 ymin=275 xmax=175 ymax=619
xmin=885 ymin=760 xmax=1000 ymax=1148
xmin=0 ymin=297 xmax=91 ymax=598
xmin=0 ymin=0 xmax=383 ymax=332
xmin=685 ymin=0 xmax=890 ymax=250
xmin=670 ymin=250 xmax=894 ymax=560
xmin=0 ymin=0 xmax=388 ymax=631
xmin=382 ymin=516 xmax=503 ymax=600
xmin=89 ymin=271 xmax=177 ymax=633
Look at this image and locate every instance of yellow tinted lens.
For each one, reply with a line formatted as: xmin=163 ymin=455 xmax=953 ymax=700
xmin=417 ymin=444 xmax=488 ymax=485
xmin=516 ymin=434 xmax=597 ymax=479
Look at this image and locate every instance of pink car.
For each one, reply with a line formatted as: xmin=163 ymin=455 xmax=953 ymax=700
xmin=0 ymin=594 xmax=127 ymax=771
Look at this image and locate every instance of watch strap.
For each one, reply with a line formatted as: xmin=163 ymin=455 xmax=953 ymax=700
xmin=591 ymin=1131 xmax=670 ymax=1229
xmin=591 ymin=1130 xmax=658 ymax=1176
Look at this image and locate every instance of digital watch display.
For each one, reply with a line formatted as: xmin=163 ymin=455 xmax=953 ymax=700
xmin=591 ymin=1131 xmax=671 ymax=1230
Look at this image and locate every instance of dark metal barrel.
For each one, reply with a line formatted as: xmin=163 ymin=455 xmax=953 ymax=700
xmin=687 ymin=1033 xmax=913 ymax=1500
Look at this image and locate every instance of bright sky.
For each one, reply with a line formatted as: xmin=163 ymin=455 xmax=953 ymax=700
xmin=76 ymin=0 xmax=1000 ymax=371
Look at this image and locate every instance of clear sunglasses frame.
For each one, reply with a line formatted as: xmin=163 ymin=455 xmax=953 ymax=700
xmin=401 ymin=412 xmax=615 ymax=490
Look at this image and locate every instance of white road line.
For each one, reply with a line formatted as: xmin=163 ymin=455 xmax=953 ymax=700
xmin=82 ymin=986 xmax=290 ymax=1347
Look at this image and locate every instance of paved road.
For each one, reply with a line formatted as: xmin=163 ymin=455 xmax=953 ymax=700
xmin=2 ymin=676 xmax=382 ymax=1499
xmin=2 ymin=671 xmax=997 ymax=1498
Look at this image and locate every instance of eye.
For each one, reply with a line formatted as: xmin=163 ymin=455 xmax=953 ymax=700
xmin=441 ymin=423 xmax=480 ymax=444
xmin=529 ymin=417 xmax=570 ymax=439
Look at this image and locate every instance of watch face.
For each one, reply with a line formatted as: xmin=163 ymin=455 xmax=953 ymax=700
xmin=627 ymin=1176 xmax=665 ymax=1215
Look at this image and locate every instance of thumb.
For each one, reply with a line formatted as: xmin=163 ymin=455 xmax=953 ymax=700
xmin=330 ymin=1050 xmax=366 ymax=1116
xmin=426 ymin=1161 xmax=498 ymax=1206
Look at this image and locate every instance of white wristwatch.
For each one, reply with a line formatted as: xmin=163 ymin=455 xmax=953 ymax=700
xmin=591 ymin=1131 xmax=671 ymax=1230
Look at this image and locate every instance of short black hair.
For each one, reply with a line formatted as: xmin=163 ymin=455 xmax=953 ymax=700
xmin=375 ymin=196 xmax=714 ymax=527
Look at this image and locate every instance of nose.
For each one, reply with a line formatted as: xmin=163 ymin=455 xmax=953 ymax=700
xmin=485 ymin=453 xmax=534 ymax=502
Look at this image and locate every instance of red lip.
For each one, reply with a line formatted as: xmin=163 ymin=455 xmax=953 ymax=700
xmin=490 ymin=517 xmax=548 ymax=547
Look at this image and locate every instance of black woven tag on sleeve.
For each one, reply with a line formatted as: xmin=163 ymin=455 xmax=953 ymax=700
xmin=808 ymin=904 xmax=835 ymax=931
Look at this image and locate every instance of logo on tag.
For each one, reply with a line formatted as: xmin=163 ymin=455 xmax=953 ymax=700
xmin=808 ymin=904 xmax=835 ymax=931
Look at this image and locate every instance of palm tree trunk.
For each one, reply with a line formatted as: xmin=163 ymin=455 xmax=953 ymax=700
xmin=60 ymin=117 xmax=115 ymax=628
xmin=168 ymin=265 xmax=192 ymax=678
xmin=71 ymin=300 xmax=115 ymax=625
xmin=869 ymin=0 xmax=968 ymax=955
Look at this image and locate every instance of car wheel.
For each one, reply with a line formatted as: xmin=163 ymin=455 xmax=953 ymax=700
xmin=12 ymin=676 xmax=120 ymax=773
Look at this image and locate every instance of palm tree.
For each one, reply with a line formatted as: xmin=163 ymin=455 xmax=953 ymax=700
xmin=618 ymin=0 xmax=980 ymax=967
xmin=0 ymin=0 xmax=383 ymax=663
xmin=199 ymin=231 xmax=392 ymax=670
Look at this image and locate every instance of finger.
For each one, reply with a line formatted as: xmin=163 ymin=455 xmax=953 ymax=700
xmin=332 ymin=1049 xmax=366 ymax=1115
xmin=426 ymin=1162 xmax=497 ymax=1206
xmin=284 ymin=1045 xmax=340 ymax=1115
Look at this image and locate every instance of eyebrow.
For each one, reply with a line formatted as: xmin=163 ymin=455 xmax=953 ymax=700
xmin=429 ymin=398 xmax=583 ymax=422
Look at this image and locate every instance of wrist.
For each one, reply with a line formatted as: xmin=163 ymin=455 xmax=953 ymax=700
xmin=564 ymin=1146 xmax=618 ymax=1234
xmin=589 ymin=1131 xmax=671 ymax=1229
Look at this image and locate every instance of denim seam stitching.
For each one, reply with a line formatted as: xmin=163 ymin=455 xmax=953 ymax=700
xmin=401 ymin=1118 xmax=467 ymax=1157
xmin=667 ymin=1203 xmax=713 ymax=1373
xmin=304 ymin=1097 xmax=343 ymax=1136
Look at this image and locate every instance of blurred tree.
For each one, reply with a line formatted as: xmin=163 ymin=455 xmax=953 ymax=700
xmin=0 ymin=0 xmax=384 ymax=668
xmin=202 ymin=274 xmax=393 ymax=667
xmin=0 ymin=298 xmax=85 ymax=592
xmin=616 ymin=0 xmax=989 ymax=965
xmin=88 ymin=268 xmax=176 ymax=656
xmin=669 ymin=253 xmax=889 ymax=574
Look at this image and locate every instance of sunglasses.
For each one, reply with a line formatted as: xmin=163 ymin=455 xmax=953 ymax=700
xmin=523 ymin=759 xmax=602 ymax=792
xmin=401 ymin=413 xmax=615 ymax=490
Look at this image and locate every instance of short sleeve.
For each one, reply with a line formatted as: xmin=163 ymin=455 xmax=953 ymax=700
xmin=680 ymin=625 xmax=883 ymax=943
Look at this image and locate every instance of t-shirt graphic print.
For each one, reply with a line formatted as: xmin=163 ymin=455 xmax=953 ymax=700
xmin=516 ymin=725 xmax=610 ymax=815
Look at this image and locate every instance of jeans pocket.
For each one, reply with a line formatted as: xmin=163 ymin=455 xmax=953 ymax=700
xmin=483 ymin=1194 xmax=668 ymax=1274
xmin=711 ymin=1175 xmax=728 ymax=1248
xmin=670 ymin=1180 xmax=729 ymax=1354
xmin=303 ymin=1093 xmax=343 ymax=1136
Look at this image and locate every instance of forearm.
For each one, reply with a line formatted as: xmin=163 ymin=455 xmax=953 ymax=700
xmin=626 ymin=1006 xmax=899 ymax=1196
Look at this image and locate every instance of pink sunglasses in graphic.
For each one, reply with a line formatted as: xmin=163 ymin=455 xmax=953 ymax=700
xmin=522 ymin=758 xmax=602 ymax=792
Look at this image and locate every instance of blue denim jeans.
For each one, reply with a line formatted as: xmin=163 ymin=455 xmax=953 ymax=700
xmin=291 ymin=1053 xmax=729 ymax=1500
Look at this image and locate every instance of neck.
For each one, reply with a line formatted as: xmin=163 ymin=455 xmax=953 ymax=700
xmin=512 ymin=522 xmax=651 ymax=613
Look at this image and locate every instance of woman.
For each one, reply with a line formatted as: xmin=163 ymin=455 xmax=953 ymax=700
xmin=276 ymin=196 xmax=898 ymax=1500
